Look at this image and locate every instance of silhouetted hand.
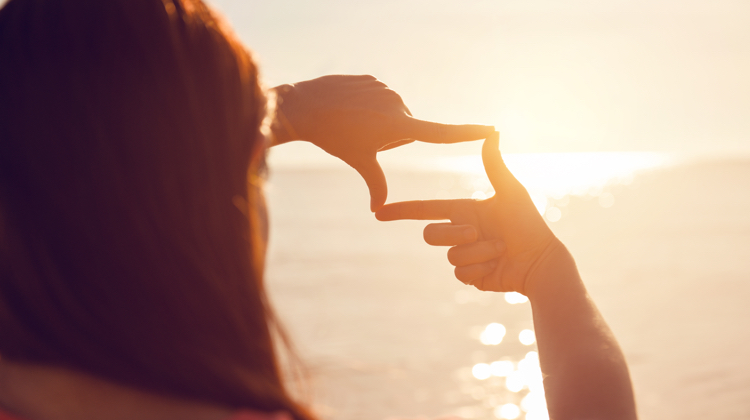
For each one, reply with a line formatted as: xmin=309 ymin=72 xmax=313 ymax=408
xmin=273 ymin=75 xmax=494 ymax=211
xmin=375 ymin=132 xmax=559 ymax=295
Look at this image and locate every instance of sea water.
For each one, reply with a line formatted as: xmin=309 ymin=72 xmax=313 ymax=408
xmin=265 ymin=146 xmax=750 ymax=420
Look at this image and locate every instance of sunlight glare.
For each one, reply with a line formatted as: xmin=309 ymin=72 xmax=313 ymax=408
xmin=490 ymin=360 xmax=515 ymax=377
xmin=519 ymin=329 xmax=536 ymax=345
xmin=480 ymin=323 xmax=506 ymax=345
xmin=427 ymin=152 xmax=671 ymax=205
xmin=525 ymin=413 xmax=549 ymax=420
xmin=505 ymin=292 xmax=529 ymax=304
xmin=495 ymin=403 xmax=521 ymax=420
xmin=472 ymin=363 xmax=492 ymax=380
xmin=525 ymin=407 xmax=550 ymax=420
xmin=521 ymin=391 xmax=547 ymax=413
xmin=506 ymin=371 xmax=524 ymax=392
xmin=518 ymin=365 xmax=543 ymax=391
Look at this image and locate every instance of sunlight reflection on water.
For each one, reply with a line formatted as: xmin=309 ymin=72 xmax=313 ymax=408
xmin=461 ymin=314 xmax=548 ymax=419
xmin=480 ymin=323 xmax=507 ymax=345
xmin=426 ymin=152 xmax=673 ymax=221
xmin=431 ymin=152 xmax=671 ymax=194
xmin=518 ymin=330 xmax=536 ymax=346
xmin=495 ymin=403 xmax=521 ymax=419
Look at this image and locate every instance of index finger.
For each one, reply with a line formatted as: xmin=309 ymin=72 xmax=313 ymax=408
xmin=402 ymin=117 xmax=494 ymax=144
xmin=375 ymin=199 xmax=460 ymax=221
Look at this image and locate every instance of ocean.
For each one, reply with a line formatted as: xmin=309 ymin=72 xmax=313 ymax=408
xmin=264 ymin=144 xmax=750 ymax=420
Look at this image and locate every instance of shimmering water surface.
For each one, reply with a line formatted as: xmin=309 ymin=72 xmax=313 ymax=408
xmin=265 ymin=149 xmax=750 ymax=420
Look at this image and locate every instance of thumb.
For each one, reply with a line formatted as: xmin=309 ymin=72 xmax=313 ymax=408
xmin=481 ymin=131 xmax=516 ymax=193
xmin=351 ymin=158 xmax=388 ymax=212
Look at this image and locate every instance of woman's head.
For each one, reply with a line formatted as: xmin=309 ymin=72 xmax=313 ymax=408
xmin=0 ymin=0 xmax=307 ymax=416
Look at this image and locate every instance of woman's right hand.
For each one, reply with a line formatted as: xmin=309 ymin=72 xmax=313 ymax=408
xmin=375 ymin=132 xmax=560 ymax=296
xmin=378 ymin=133 xmax=638 ymax=420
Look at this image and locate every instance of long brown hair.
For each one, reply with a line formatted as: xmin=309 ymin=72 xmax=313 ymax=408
xmin=0 ymin=0 xmax=310 ymax=417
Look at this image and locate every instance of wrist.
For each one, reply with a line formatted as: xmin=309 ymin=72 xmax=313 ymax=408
xmin=522 ymin=239 xmax=579 ymax=300
xmin=270 ymin=84 xmax=299 ymax=145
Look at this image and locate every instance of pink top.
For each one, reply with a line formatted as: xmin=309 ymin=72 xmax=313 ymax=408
xmin=0 ymin=409 xmax=292 ymax=420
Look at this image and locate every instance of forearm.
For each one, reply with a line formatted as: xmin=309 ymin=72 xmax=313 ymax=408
xmin=527 ymin=242 xmax=637 ymax=420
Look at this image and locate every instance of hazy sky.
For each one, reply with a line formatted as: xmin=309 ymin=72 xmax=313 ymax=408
xmin=209 ymin=0 xmax=750 ymax=154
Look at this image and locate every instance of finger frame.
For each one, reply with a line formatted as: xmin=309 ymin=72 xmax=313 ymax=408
xmin=403 ymin=117 xmax=495 ymax=144
xmin=423 ymin=223 xmax=477 ymax=246
xmin=375 ymin=199 xmax=476 ymax=221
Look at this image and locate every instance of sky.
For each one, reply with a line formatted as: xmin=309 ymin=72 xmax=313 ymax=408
xmin=1 ymin=0 xmax=746 ymax=154
xmin=208 ymin=0 xmax=750 ymax=155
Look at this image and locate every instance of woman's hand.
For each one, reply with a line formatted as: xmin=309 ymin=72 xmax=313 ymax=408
xmin=378 ymin=133 xmax=638 ymax=420
xmin=375 ymin=132 xmax=559 ymax=296
xmin=272 ymin=75 xmax=494 ymax=211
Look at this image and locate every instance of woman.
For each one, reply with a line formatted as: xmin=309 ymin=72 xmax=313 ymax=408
xmin=0 ymin=0 xmax=636 ymax=419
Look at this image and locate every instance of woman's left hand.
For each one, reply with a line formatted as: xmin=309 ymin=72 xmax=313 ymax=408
xmin=272 ymin=75 xmax=494 ymax=211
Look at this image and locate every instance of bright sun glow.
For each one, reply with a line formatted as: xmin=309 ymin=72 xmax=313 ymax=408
xmin=426 ymin=151 xmax=672 ymax=216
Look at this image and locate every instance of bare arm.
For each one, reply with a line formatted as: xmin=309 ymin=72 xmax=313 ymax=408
xmin=375 ymin=132 xmax=636 ymax=419
xmin=527 ymin=242 xmax=636 ymax=419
